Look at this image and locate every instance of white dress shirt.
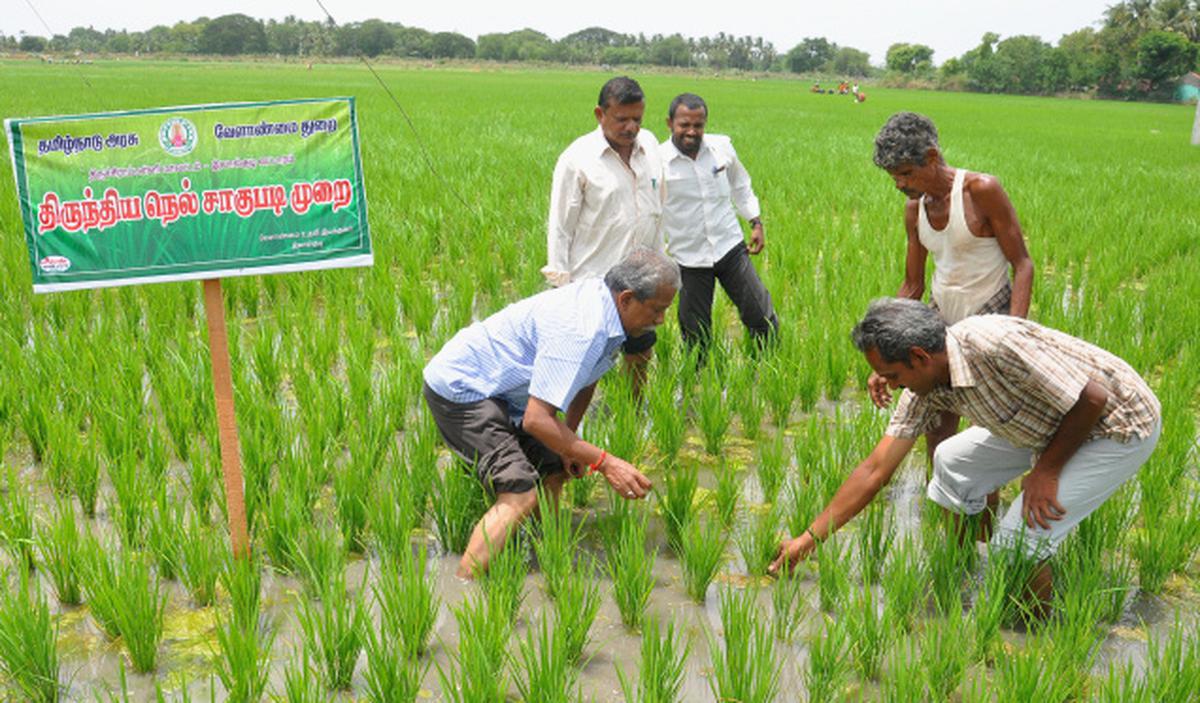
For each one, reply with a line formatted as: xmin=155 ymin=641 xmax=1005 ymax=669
xmin=660 ymin=134 xmax=760 ymax=268
xmin=543 ymin=127 xmax=665 ymax=286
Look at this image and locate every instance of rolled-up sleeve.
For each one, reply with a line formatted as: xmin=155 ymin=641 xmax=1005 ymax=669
xmin=886 ymin=390 xmax=938 ymax=439
xmin=724 ymin=141 xmax=760 ymax=221
xmin=544 ymin=155 xmax=583 ymax=286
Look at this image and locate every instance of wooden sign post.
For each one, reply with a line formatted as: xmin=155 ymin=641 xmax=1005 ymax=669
xmin=202 ymin=278 xmax=250 ymax=559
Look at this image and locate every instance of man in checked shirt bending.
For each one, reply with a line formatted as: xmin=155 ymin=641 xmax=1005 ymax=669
xmin=770 ymin=298 xmax=1160 ymax=609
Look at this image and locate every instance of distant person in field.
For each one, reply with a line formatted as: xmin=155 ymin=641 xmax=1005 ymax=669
xmin=870 ymin=111 xmax=1034 ymax=475
xmin=424 ymin=248 xmax=678 ymax=577
xmin=659 ymin=92 xmax=778 ymax=352
xmin=770 ymin=298 xmax=1161 ymax=612
xmin=544 ymin=76 xmax=666 ymax=386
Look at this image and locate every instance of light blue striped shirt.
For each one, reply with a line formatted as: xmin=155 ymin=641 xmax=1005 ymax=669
xmin=423 ymin=278 xmax=627 ymax=423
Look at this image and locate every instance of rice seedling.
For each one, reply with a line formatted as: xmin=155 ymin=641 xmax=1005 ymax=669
xmin=363 ymin=620 xmax=427 ymax=703
xmin=144 ymin=486 xmax=184 ymax=581
xmin=647 ymin=364 xmax=686 ymax=464
xmin=178 ymin=512 xmax=223 ymax=607
xmin=844 ymin=584 xmax=891 ymax=681
xmin=603 ymin=374 xmax=645 ymax=462
xmin=882 ymin=535 xmax=924 ymax=633
xmin=713 ymin=458 xmax=741 ymax=529
xmin=770 ymin=561 xmax=806 ymax=643
xmin=432 ymin=459 xmax=489 ymax=555
xmin=296 ymin=571 xmax=367 ymax=691
xmin=100 ymin=549 xmax=167 ymax=673
xmin=291 ymin=519 xmax=345 ymax=600
xmin=733 ymin=362 xmax=765 ymax=442
xmin=43 ymin=417 xmax=80 ymax=496
xmin=554 ymin=554 xmax=602 ymax=665
xmin=439 ymin=590 xmax=510 ymax=703
xmin=969 ymin=544 xmax=1030 ymax=662
xmin=1092 ymin=659 xmax=1150 ymax=703
xmin=213 ymin=559 xmax=274 ymax=703
xmin=879 ymin=638 xmax=924 ymax=703
xmin=604 ymin=504 xmax=657 ymax=630
xmin=404 ymin=410 xmax=440 ymax=520
xmin=375 ymin=542 xmax=440 ymax=659
xmin=658 ymin=460 xmax=698 ymax=555
xmin=755 ymin=433 xmax=787 ymax=503
xmin=760 ymin=359 xmax=795 ymax=428
xmin=35 ymin=498 xmax=83 ymax=605
xmin=855 ymin=497 xmax=893 ymax=585
xmin=707 ymin=587 xmax=780 ymax=703
xmin=532 ymin=486 xmax=585 ymax=599
xmin=278 ymin=649 xmax=326 ymax=703
xmin=333 ymin=453 xmax=372 ymax=555
xmin=1133 ymin=487 xmax=1200 ymax=594
xmin=370 ymin=473 xmax=419 ymax=563
xmin=736 ymin=505 xmax=780 ymax=578
xmin=107 ymin=450 xmax=150 ymax=549
xmin=784 ymin=470 xmax=824 ymax=540
xmin=923 ymin=512 xmax=975 ymax=614
xmin=992 ymin=631 xmax=1082 ymax=703
xmin=919 ymin=605 xmax=971 ymax=701
xmin=81 ymin=533 xmax=123 ymax=640
xmin=616 ymin=614 xmax=690 ymax=703
xmin=513 ymin=611 xmax=580 ymax=703
xmin=0 ymin=568 xmax=59 ymax=702
xmin=186 ymin=446 xmax=218 ymax=525
xmin=679 ymin=516 xmax=727 ymax=603
xmin=70 ymin=442 xmax=101 ymax=519
xmin=804 ymin=613 xmax=853 ymax=703
xmin=0 ymin=465 xmax=36 ymax=571
xmin=261 ymin=476 xmax=308 ymax=574
xmin=815 ymin=532 xmax=849 ymax=613
xmin=694 ymin=361 xmax=732 ymax=455
xmin=1143 ymin=614 xmax=1200 ymax=701
xmin=478 ymin=529 xmax=528 ymax=621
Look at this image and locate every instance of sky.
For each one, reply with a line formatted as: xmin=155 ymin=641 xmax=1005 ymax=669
xmin=5 ymin=0 xmax=1115 ymax=66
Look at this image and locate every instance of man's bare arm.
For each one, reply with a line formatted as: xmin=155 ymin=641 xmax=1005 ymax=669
xmin=523 ymin=395 xmax=651 ymax=498
xmin=769 ymin=434 xmax=915 ymax=573
xmin=972 ymin=175 xmax=1033 ymax=317
xmin=898 ymin=198 xmax=928 ymax=300
xmin=1021 ymin=380 xmax=1108 ymax=529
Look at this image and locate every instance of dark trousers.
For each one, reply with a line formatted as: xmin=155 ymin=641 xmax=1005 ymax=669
xmin=678 ymin=242 xmax=779 ymax=347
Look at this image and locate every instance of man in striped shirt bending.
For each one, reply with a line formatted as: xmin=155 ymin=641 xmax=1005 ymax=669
xmin=771 ymin=298 xmax=1160 ymax=609
xmin=424 ymin=248 xmax=679 ymax=577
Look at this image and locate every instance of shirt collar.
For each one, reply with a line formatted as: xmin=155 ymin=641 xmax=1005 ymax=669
xmin=945 ymin=330 xmax=975 ymax=388
xmin=591 ymin=126 xmax=644 ymax=159
xmin=663 ymin=136 xmax=706 ymax=163
xmin=595 ymin=279 xmax=628 ymax=344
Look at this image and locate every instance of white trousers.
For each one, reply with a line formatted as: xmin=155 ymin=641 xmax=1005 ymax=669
xmin=926 ymin=422 xmax=1161 ymax=558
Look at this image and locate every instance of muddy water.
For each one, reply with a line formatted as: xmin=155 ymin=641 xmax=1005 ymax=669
xmin=15 ymin=425 xmax=1200 ymax=701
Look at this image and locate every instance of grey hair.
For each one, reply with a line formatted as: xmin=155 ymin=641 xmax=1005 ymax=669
xmin=605 ymin=248 xmax=681 ymax=300
xmin=873 ymin=112 xmax=939 ymax=170
xmin=851 ymin=298 xmax=946 ymax=363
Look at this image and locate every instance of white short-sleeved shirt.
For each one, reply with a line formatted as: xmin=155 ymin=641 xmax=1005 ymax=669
xmin=660 ymin=134 xmax=760 ymax=268
xmin=423 ymin=279 xmax=627 ymax=423
xmin=543 ymin=127 xmax=665 ymax=286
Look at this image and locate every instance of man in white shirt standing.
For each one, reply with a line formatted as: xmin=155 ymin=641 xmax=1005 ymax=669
xmin=660 ymin=92 xmax=778 ymax=350
xmin=544 ymin=76 xmax=665 ymax=372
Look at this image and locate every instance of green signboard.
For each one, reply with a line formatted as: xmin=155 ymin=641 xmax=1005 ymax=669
xmin=6 ymin=97 xmax=372 ymax=293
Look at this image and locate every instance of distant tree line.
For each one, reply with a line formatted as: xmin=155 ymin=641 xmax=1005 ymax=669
xmin=885 ymin=0 xmax=1199 ymax=101
xmin=0 ymin=15 xmax=878 ymax=76
xmin=3 ymin=1 xmax=1196 ymax=99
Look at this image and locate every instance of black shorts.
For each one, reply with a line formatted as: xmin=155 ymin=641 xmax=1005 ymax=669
xmin=422 ymin=384 xmax=563 ymax=495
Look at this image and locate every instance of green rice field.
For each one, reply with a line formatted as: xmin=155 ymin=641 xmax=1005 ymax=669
xmin=0 ymin=58 xmax=1198 ymax=701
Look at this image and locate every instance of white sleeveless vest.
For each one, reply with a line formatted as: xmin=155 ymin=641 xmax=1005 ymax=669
xmin=917 ymin=169 xmax=1010 ymax=324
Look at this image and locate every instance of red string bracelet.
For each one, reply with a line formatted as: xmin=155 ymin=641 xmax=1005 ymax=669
xmin=587 ymin=450 xmax=607 ymax=475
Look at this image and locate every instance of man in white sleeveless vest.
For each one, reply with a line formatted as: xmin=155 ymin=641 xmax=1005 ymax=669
xmin=868 ymin=112 xmax=1034 ymax=536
